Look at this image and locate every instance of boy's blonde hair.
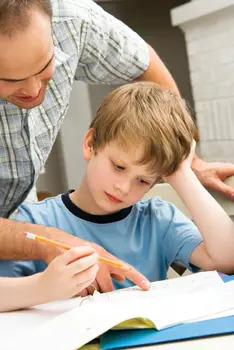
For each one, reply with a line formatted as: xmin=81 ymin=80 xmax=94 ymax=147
xmin=90 ymin=82 xmax=196 ymax=177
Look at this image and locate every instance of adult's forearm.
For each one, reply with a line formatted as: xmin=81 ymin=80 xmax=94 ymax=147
xmin=0 ymin=218 xmax=86 ymax=262
xmin=136 ymin=45 xmax=180 ymax=95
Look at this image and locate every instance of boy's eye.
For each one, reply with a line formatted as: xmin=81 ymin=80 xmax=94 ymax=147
xmin=113 ymin=163 xmax=124 ymax=171
xmin=137 ymin=178 xmax=150 ymax=185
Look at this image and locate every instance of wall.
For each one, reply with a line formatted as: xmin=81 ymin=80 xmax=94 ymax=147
xmin=171 ymin=0 xmax=234 ymax=162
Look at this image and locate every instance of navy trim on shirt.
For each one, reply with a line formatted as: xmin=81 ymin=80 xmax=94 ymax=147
xmin=61 ymin=190 xmax=132 ymax=224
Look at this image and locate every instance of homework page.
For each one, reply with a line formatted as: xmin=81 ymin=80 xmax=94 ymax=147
xmin=14 ymin=271 xmax=234 ymax=350
xmin=100 ymin=270 xmax=223 ymax=301
xmin=93 ymin=271 xmax=234 ymax=330
xmin=135 ymin=280 xmax=234 ymax=329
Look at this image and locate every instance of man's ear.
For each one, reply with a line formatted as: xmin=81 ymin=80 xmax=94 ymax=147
xmin=83 ymin=128 xmax=94 ymax=161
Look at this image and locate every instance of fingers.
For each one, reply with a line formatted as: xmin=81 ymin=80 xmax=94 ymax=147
xmin=110 ymin=264 xmax=150 ymax=291
xmin=110 ymin=273 xmax=126 ymax=282
xmin=75 ymin=277 xmax=98 ymax=296
xmin=63 ymin=246 xmax=96 ymax=265
xmin=219 ymin=164 xmax=234 ymax=178
xmin=95 ymin=264 xmax=114 ymax=292
xmin=123 ymin=265 xmax=151 ymax=290
xmin=77 ymin=288 xmax=89 ymax=297
xmin=73 ymin=264 xmax=99 ymax=285
xmin=209 ymin=179 xmax=234 ymax=200
xmin=86 ymin=281 xmax=99 ymax=295
xmin=67 ymin=253 xmax=98 ymax=275
xmin=76 ymin=281 xmax=99 ymax=297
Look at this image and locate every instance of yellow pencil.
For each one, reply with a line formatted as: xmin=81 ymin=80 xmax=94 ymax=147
xmin=24 ymin=232 xmax=125 ymax=269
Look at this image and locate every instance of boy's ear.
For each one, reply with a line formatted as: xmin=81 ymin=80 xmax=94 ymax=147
xmin=83 ymin=128 xmax=94 ymax=161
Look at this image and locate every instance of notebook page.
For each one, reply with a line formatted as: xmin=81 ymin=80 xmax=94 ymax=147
xmin=2 ymin=271 xmax=228 ymax=350
xmin=97 ymin=270 xmax=223 ymax=302
xmin=131 ymin=280 xmax=234 ymax=329
xmin=14 ymin=271 xmax=227 ymax=350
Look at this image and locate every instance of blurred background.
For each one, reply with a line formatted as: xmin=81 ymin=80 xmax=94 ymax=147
xmin=37 ymin=0 xmax=234 ymax=198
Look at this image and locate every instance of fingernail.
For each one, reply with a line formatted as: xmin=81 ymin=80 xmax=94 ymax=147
xmin=141 ymin=280 xmax=151 ymax=290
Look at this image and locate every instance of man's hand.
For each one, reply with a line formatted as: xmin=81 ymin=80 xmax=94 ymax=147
xmin=79 ymin=242 xmax=150 ymax=295
xmin=192 ymin=154 xmax=234 ymax=200
xmin=42 ymin=228 xmax=150 ymax=295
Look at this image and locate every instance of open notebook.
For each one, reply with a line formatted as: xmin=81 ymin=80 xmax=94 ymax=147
xmin=2 ymin=271 xmax=234 ymax=350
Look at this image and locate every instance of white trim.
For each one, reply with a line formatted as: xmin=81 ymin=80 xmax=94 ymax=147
xmin=171 ymin=0 xmax=234 ymax=27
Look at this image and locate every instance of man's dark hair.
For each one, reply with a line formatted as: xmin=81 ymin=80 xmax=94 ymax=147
xmin=0 ymin=0 xmax=52 ymax=36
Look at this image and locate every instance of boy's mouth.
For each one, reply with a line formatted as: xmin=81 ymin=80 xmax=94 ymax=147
xmin=104 ymin=192 xmax=123 ymax=204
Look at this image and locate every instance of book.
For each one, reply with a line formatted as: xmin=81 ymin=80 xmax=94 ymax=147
xmin=101 ymin=273 xmax=234 ymax=349
xmin=1 ymin=271 xmax=234 ymax=350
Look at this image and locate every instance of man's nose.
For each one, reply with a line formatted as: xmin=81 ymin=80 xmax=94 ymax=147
xmin=21 ymin=77 xmax=42 ymax=97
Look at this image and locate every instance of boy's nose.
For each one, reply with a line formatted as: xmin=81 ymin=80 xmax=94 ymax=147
xmin=114 ymin=182 xmax=131 ymax=195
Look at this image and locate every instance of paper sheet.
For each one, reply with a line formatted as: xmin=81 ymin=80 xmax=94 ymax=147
xmin=2 ymin=271 xmax=234 ymax=350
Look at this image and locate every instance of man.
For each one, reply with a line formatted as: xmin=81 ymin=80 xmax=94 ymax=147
xmin=0 ymin=0 xmax=234 ymax=292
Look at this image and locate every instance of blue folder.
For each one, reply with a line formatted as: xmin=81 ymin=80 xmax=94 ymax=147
xmin=100 ymin=274 xmax=234 ymax=350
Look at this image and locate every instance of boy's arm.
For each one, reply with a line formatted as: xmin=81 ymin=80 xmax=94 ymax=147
xmin=0 ymin=246 xmax=99 ymax=312
xmin=0 ymin=218 xmax=150 ymax=291
xmin=166 ymin=150 xmax=234 ymax=274
xmin=0 ymin=274 xmax=44 ymax=312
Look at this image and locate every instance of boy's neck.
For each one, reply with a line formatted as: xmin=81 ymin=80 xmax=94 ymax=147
xmin=69 ymin=181 xmax=94 ymax=214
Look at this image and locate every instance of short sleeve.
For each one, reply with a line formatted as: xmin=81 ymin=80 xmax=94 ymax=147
xmin=14 ymin=203 xmax=36 ymax=223
xmin=75 ymin=1 xmax=149 ymax=84
xmin=152 ymin=198 xmax=203 ymax=272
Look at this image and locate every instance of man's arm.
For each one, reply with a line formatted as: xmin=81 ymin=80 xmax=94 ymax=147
xmin=0 ymin=218 xmax=150 ymax=291
xmin=136 ymin=46 xmax=180 ymax=94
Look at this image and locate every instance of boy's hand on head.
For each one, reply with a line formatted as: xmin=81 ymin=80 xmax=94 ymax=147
xmin=165 ymin=140 xmax=196 ymax=184
xmin=175 ymin=139 xmax=196 ymax=172
xmin=183 ymin=139 xmax=196 ymax=169
xmin=38 ymin=246 xmax=99 ymax=303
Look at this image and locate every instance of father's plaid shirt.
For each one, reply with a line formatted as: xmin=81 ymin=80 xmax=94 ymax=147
xmin=0 ymin=0 xmax=149 ymax=217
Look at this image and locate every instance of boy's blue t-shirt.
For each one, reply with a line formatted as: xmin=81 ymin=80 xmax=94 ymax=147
xmin=0 ymin=191 xmax=202 ymax=288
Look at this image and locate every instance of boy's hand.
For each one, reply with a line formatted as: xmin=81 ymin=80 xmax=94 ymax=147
xmin=178 ymin=139 xmax=196 ymax=172
xmin=39 ymin=246 xmax=99 ymax=302
xmin=165 ymin=140 xmax=196 ymax=183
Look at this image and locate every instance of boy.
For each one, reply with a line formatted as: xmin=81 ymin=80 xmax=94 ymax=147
xmin=1 ymin=82 xmax=234 ymax=293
